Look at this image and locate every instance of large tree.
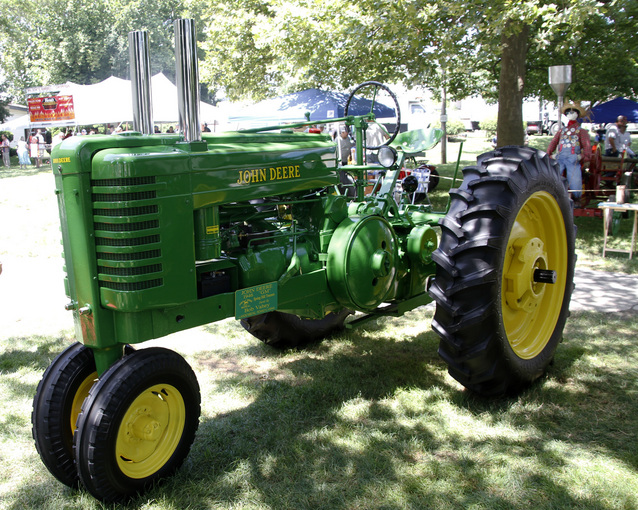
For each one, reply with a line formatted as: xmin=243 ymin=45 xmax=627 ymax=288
xmin=0 ymin=0 xmax=189 ymax=102
xmin=2 ymin=0 xmax=635 ymax=138
xmin=199 ymin=0 xmax=629 ymax=145
xmin=0 ymin=92 xmax=10 ymax=124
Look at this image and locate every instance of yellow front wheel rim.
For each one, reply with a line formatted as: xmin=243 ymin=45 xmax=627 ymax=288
xmin=70 ymin=372 xmax=97 ymax=434
xmin=502 ymin=191 xmax=567 ymax=359
xmin=116 ymin=384 xmax=186 ymax=479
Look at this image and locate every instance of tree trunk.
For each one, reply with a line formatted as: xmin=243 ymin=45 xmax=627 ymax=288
xmin=496 ymin=22 xmax=529 ymax=147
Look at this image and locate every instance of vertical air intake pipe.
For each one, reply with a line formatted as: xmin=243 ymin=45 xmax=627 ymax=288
xmin=174 ymin=19 xmax=202 ymax=142
xmin=128 ymin=30 xmax=154 ymax=134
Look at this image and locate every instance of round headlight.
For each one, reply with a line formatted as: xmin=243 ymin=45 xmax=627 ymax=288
xmin=377 ymin=146 xmax=397 ymax=168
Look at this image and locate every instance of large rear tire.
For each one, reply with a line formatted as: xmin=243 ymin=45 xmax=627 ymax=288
xmin=73 ymin=347 xmax=200 ymax=503
xmin=429 ymin=146 xmax=575 ymax=396
xmin=241 ymin=310 xmax=351 ymax=349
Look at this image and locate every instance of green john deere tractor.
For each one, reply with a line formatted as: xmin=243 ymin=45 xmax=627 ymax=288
xmin=31 ymin=20 xmax=575 ymax=503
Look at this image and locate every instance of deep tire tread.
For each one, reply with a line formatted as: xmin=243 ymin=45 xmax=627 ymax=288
xmin=429 ymin=146 xmax=575 ymax=396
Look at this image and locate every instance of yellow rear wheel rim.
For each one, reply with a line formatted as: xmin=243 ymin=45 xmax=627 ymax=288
xmin=116 ymin=384 xmax=186 ymax=479
xmin=502 ymin=191 xmax=567 ymax=359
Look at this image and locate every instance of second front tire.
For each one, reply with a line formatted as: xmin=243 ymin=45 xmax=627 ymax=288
xmin=73 ymin=347 xmax=200 ymax=503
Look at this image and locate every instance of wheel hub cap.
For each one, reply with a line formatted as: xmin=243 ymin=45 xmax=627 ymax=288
xmin=501 ymin=191 xmax=568 ymax=359
xmin=504 ymin=237 xmax=549 ymax=313
xmin=116 ymin=384 xmax=186 ymax=479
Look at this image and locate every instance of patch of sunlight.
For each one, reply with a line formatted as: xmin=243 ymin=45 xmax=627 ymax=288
xmin=428 ymin=400 xmax=539 ymax=443
xmin=334 ymin=397 xmax=372 ymax=422
xmin=304 ymin=426 xmax=370 ymax=455
xmin=218 ymin=459 xmax=268 ymax=505
xmin=550 ymin=443 xmax=638 ymax=506
xmin=199 ymin=385 xmax=255 ymax=417
xmin=257 ymin=452 xmax=279 ymax=479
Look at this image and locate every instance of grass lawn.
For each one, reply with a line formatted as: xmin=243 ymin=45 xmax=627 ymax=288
xmin=1 ymin=139 xmax=637 ymax=509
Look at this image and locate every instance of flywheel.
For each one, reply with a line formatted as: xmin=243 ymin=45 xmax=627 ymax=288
xmin=326 ymin=215 xmax=397 ymax=311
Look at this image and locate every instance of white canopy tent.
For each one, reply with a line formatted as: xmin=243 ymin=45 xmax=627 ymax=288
xmin=0 ymin=73 xmax=224 ymax=137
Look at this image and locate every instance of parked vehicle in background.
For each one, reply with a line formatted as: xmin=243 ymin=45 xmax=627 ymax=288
xmin=526 ymin=121 xmax=541 ymax=135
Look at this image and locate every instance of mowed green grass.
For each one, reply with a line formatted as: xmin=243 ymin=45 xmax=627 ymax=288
xmin=2 ymin=309 xmax=637 ymax=509
xmin=1 ymin=141 xmax=637 ymax=509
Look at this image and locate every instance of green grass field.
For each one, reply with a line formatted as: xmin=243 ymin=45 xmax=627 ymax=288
xmin=1 ymin=137 xmax=637 ymax=509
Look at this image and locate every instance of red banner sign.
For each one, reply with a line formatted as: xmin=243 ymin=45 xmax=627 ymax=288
xmin=27 ymin=95 xmax=75 ymax=123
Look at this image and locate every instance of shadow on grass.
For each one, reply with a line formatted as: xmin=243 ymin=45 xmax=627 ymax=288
xmin=0 ymin=334 xmax=71 ymax=374
xmin=9 ymin=310 xmax=637 ymax=509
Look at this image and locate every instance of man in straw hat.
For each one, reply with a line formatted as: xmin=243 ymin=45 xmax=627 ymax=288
xmin=547 ymin=100 xmax=592 ymax=206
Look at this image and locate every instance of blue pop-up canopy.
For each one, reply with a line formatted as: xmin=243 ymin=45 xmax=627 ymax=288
xmin=229 ymin=88 xmax=396 ymax=125
xmin=589 ymin=97 xmax=638 ymax=124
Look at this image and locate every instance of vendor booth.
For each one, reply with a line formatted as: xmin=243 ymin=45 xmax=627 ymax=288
xmin=0 ymin=73 xmax=223 ymax=139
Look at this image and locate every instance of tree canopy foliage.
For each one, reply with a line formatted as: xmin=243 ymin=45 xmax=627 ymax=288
xmin=1 ymin=0 xmax=636 ymax=141
xmin=0 ymin=0 xmax=190 ymax=102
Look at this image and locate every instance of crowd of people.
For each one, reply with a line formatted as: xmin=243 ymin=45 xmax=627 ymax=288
xmin=0 ymin=123 xmax=192 ymax=169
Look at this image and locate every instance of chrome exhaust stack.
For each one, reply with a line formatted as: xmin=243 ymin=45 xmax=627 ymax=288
xmin=128 ymin=30 xmax=154 ymax=134
xmin=174 ymin=19 xmax=202 ymax=142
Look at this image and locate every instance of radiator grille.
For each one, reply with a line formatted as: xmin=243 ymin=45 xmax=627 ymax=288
xmin=92 ymin=176 xmax=163 ymax=292
xmin=94 ymin=205 xmax=159 ymax=217
xmin=94 ymin=220 xmax=159 ymax=232
xmin=95 ymin=235 xmax=160 ymax=247
xmin=97 ymin=249 xmax=161 ymax=261
xmin=93 ymin=191 xmax=157 ymax=202
xmin=92 ymin=177 xmax=156 ymax=187
xmin=98 ymin=264 xmax=162 ymax=276
xmin=99 ymin=279 xmax=164 ymax=291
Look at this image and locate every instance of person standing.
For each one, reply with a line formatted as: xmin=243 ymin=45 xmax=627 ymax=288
xmin=364 ymin=120 xmax=389 ymax=164
xmin=547 ymin=101 xmax=592 ymax=205
xmin=1 ymin=134 xmax=10 ymax=168
xmin=52 ymin=129 xmax=65 ymax=147
xmin=36 ymin=129 xmax=45 ymax=166
xmin=337 ymin=126 xmax=353 ymax=166
xmin=604 ymin=115 xmax=634 ymax=157
xmin=17 ymin=136 xmax=31 ymax=169
xmin=29 ymin=131 xmax=39 ymax=167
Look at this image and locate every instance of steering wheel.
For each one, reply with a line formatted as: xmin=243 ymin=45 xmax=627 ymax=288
xmin=344 ymin=81 xmax=401 ymax=149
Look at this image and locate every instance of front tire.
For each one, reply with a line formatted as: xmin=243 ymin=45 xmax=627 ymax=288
xmin=429 ymin=146 xmax=575 ymax=396
xmin=32 ymin=342 xmax=97 ymax=488
xmin=73 ymin=347 xmax=200 ymax=503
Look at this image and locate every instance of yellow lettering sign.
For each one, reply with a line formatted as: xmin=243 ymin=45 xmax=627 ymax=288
xmin=53 ymin=157 xmax=71 ymax=164
xmin=238 ymin=165 xmax=300 ymax=185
